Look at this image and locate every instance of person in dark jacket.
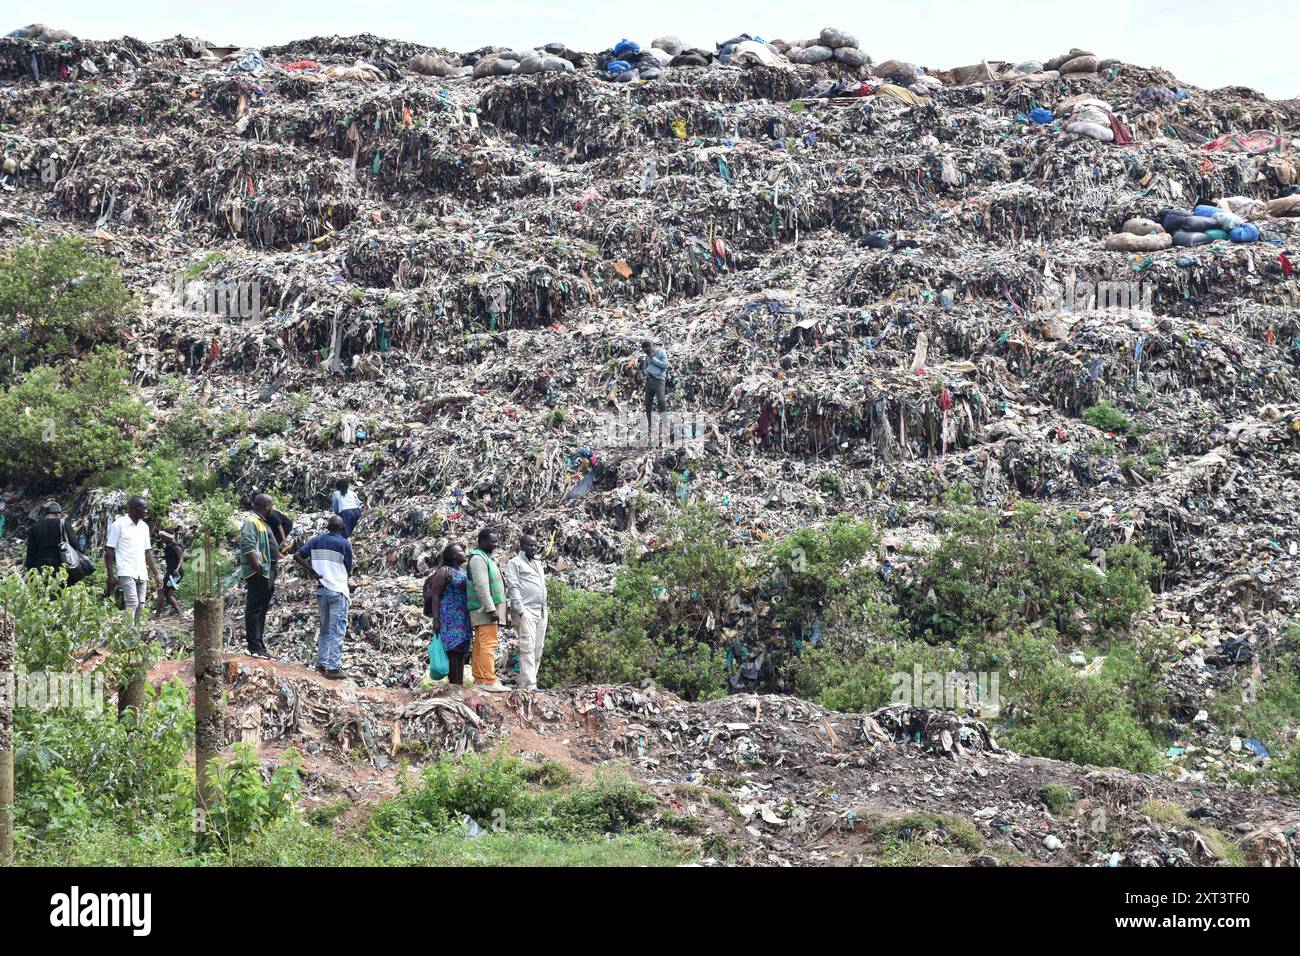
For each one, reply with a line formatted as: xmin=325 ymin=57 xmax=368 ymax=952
xmin=24 ymin=500 xmax=67 ymax=574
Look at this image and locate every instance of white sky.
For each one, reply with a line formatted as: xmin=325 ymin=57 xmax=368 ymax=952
xmin=10 ymin=0 xmax=1299 ymax=99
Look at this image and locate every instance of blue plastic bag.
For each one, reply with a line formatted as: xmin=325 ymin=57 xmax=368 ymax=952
xmin=613 ymin=38 xmax=640 ymax=58
xmin=429 ymin=634 xmax=450 ymax=680
xmin=1229 ymin=223 xmax=1260 ymax=243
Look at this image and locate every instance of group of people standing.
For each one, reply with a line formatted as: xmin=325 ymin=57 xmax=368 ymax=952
xmin=237 ymin=488 xmax=360 ymax=680
xmin=24 ymin=474 xmax=551 ymax=693
xmin=423 ymin=528 xmax=549 ymax=692
xmin=25 ymin=496 xmax=186 ymax=620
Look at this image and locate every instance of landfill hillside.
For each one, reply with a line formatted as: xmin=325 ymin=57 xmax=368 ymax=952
xmin=2 ymin=29 xmax=1300 ymax=865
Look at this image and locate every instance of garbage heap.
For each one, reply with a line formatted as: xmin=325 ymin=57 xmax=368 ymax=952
xmin=1 ymin=26 xmax=1299 ymax=796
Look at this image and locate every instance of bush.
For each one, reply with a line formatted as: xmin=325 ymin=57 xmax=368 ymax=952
xmin=765 ymin=515 xmax=894 ymax=637
xmin=1082 ymin=400 xmax=1135 ymax=436
xmin=963 ymin=627 xmax=1165 ymax=772
xmin=789 ymin=640 xmax=963 ymax=714
xmin=0 ymin=348 xmax=147 ymax=483
xmin=0 ymin=235 xmax=134 ymax=375
xmin=252 ymin=410 xmax=291 ymax=436
xmin=907 ymin=504 xmax=1158 ymax=645
xmin=541 ymin=504 xmax=743 ymax=700
xmin=201 ymin=744 xmax=302 ymax=849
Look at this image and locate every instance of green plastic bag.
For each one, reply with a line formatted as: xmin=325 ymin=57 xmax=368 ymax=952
xmin=429 ymin=634 xmax=450 ymax=680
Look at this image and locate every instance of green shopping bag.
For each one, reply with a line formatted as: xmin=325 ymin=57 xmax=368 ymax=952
xmin=429 ymin=633 xmax=450 ymax=680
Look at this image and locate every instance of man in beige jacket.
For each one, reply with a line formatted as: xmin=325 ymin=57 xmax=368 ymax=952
xmin=504 ymin=532 xmax=548 ymax=691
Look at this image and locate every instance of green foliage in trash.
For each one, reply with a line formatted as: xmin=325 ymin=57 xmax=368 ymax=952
xmin=0 ymin=348 xmax=147 ymax=483
xmin=907 ymin=503 xmax=1159 ymax=645
xmin=542 ymin=504 xmax=738 ymax=700
xmin=0 ymin=235 xmax=135 ymax=376
xmin=1082 ymin=400 xmax=1136 ymax=436
xmin=1 ymin=569 xmax=186 ymax=844
xmin=252 ymin=409 xmax=292 ymax=437
xmin=201 ymin=743 xmax=303 ymax=849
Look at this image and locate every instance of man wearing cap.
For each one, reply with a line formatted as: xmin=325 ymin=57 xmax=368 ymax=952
xmin=24 ymin=500 xmax=67 ymax=574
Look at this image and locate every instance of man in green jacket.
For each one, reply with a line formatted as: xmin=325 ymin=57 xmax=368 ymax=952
xmin=239 ymin=493 xmax=275 ymax=658
xmin=466 ymin=527 xmax=509 ymax=692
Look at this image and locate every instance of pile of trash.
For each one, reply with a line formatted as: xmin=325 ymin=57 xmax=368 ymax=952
xmin=2 ymin=25 xmax=1300 ymax=852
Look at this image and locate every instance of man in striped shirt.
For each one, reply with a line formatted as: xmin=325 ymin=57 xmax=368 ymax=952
xmin=293 ymin=515 xmax=354 ymax=680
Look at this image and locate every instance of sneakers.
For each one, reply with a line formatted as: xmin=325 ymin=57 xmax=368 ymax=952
xmin=323 ymin=668 xmax=347 ymax=681
xmin=315 ymin=664 xmax=328 ymax=676
xmin=475 ymin=681 xmax=510 ymax=693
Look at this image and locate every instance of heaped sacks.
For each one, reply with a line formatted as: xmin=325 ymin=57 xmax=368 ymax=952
xmin=1067 ymin=120 xmax=1113 ymax=142
xmin=789 ymin=45 xmax=833 ymax=64
xmin=1059 ymin=54 xmax=1100 ymax=74
xmin=1174 ymin=230 xmax=1213 ymax=246
xmin=1122 ymin=218 xmax=1163 ymax=236
xmin=818 ymin=27 xmax=858 ymax=49
xmin=1105 ymin=232 xmax=1172 ymax=252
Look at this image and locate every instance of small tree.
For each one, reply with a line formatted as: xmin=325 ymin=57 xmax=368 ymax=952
xmin=0 ymin=348 xmax=147 ymax=483
xmin=0 ymin=235 xmax=134 ymax=376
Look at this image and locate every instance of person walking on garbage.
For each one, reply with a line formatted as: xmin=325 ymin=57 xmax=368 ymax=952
xmin=153 ymin=531 xmax=185 ymax=618
xmin=105 ymin=495 xmax=162 ymax=625
xmin=504 ymin=532 xmax=548 ymax=692
xmin=238 ymin=493 xmax=276 ymax=659
xmin=638 ymin=337 xmax=669 ymax=430
xmin=294 ymin=515 xmax=354 ymax=680
xmin=25 ymin=500 xmax=68 ymax=575
xmin=423 ymin=543 xmax=471 ymax=685
xmin=466 ymin=528 xmax=510 ymax=692
xmin=332 ymin=478 xmax=363 ymax=538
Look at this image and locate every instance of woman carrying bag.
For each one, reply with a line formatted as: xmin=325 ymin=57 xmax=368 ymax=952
xmin=422 ymin=543 xmax=471 ymax=684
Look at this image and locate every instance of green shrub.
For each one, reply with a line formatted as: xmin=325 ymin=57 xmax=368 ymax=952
xmin=1082 ymin=400 xmax=1135 ymax=436
xmin=907 ymin=504 xmax=1157 ymax=644
xmin=789 ymin=640 xmax=963 ymax=714
xmin=0 ymin=235 xmax=134 ymax=375
xmin=163 ymin=403 xmax=211 ymax=449
xmin=252 ymin=410 xmax=291 ymax=436
xmin=765 ymin=515 xmax=894 ymax=637
xmin=541 ymin=505 xmax=744 ymax=700
xmin=532 ymin=769 xmax=657 ymax=836
xmin=201 ymin=743 xmax=302 ymax=849
xmin=0 ymin=348 xmax=147 ymax=482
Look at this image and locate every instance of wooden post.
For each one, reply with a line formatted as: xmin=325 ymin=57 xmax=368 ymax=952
xmin=1 ymin=608 xmax=15 ymax=866
xmin=193 ymin=533 xmax=225 ymax=842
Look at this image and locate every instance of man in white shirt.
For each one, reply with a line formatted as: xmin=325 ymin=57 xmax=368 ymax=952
xmin=503 ymin=532 xmax=548 ymax=691
xmin=105 ymin=496 xmax=161 ymax=625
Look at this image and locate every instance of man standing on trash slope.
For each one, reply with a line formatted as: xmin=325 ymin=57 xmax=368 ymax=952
xmin=332 ymin=478 xmax=363 ymax=538
xmin=639 ymin=337 xmax=669 ymax=430
xmin=467 ymin=528 xmax=510 ymax=693
xmin=504 ymin=532 xmax=548 ymax=692
xmin=105 ymin=495 xmax=162 ymax=625
xmin=238 ymin=493 xmax=276 ymax=659
xmin=294 ymin=514 xmax=354 ymax=680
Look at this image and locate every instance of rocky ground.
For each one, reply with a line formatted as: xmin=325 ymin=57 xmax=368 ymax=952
xmin=146 ymin=653 xmax=1300 ymax=866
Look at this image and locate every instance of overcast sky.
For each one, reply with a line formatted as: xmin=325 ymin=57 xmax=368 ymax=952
xmin=11 ymin=0 xmax=1298 ymax=99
